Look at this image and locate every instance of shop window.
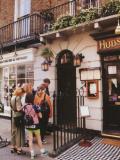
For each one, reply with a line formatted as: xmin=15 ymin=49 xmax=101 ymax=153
xmin=17 ymin=65 xmax=25 ymax=85
xmin=108 ymin=78 xmax=120 ymax=105
xmin=2 ymin=63 xmax=34 ymax=107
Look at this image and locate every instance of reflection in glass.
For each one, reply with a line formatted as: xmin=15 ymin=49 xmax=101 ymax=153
xmin=108 ymin=79 xmax=117 ymax=95
xmin=108 ymin=78 xmax=120 ymax=102
xmin=2 ymin=63 xmax=34 ymax=107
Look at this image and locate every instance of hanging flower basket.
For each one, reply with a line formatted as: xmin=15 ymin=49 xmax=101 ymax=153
xmin=41 ymin=47 xmax=54 ymax=65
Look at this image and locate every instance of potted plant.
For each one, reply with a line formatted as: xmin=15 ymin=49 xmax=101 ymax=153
xmin=41 ymin=47 xmax=54 ymax=65
xmin=101 ymin=0 xmax=120 ymax=17
xmin=52 ymin=15 xmax=73 ymax=30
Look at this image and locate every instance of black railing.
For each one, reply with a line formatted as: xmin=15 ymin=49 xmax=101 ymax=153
xmin=51 ymin=93 xmax=85 ymax=156
xmin=0 ymin=0 xmax=106 ymax=47
xmin=0 ymin=13 xmax=44 ymax=45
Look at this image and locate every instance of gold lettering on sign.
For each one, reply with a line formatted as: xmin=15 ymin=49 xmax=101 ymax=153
xmin=98 ymin=37 xmax=120 ymax=51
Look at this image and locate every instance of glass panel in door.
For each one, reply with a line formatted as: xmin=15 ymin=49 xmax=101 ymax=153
xmin=103 ymin=61 xmax=120 ymax=131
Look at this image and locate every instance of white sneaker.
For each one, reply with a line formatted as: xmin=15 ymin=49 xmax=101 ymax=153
xmin=31 ymin=155 xmax=35 ymax=160
xmin=30 ymin=150 xmax=35 ymax=159
xmin=41 ymin=150 xmax=48 ymax=156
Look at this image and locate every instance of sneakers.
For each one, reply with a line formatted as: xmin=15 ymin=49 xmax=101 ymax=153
xmin=30 ymin=150 xmax=35 ymax=160
xmin=41 ymin=150 xmax=48 ymax=156
xmin=31 ymin=155 xmax=35 ymax=160
xmin=42 ymin=139 xmax=47 ymax=144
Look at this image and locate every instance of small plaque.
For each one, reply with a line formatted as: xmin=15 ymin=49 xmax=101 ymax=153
xmin=80 ymin=106 xmax=90 ymax=117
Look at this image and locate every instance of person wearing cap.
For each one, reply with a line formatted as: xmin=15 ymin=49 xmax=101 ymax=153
xmin=34 ymin=84 xmax=53 ymax=143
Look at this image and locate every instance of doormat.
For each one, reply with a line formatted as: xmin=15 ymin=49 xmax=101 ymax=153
xmin=102 ymin=138 xmax=120 ymax=147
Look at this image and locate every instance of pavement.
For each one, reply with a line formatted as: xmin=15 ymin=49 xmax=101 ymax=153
xmin=0 ymin=118 xmax=54 ymax=160
xmin=1 ymin=118 xmax=120 ymax=160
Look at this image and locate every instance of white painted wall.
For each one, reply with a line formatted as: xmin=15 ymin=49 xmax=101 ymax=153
xmin=34 ymin=32 xmax=103 ymax=131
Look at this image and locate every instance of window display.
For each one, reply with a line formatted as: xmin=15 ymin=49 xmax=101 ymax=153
xmin=2 ymin=63 xmax=34 ymax=109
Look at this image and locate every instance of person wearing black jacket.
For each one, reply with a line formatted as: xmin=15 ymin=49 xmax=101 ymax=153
xmin=43 ymin=78 xmax=50 ymax=96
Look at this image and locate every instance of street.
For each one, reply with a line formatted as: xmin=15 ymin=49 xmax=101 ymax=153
xmin=0 ymin=118 xmax=120 ymax=160
xmin=0 ymin=118 xmax=54 ymax=160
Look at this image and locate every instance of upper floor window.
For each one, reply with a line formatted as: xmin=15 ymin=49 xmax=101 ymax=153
xmin=81 ymin=0 xmax=98 ymax=8
xmin=14 ymin=0 xmax=31 ymax=20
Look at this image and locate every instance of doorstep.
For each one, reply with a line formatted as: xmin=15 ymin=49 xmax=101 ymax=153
xmin=101 ymin=130 xmax=120 ymax=139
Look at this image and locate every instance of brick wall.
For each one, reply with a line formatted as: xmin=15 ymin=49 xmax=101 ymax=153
xmin=0 ymin=0 xmax=110 ymax=28
xmin=0 ymin=0 xmax=14 ymax=27
xmin=31 ymin=0 xmax=67 ymax=13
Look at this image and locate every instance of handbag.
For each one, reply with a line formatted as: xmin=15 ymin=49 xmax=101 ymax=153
xmin=12 ymin=96 xmax=24 ymax=127
xmin=14 ymin=115 xmax=24 ymax=127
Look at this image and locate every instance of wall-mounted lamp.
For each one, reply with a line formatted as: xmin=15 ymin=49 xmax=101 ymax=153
xmin=74 ymin=53 xmax=84 ymax=67
xmin=115 ymin=18 xmax=120 ymax=35
xmin=41 ymin=56 xmax=53 ymax=71
xmin=60 ymin=54 xmax=67 ymax=64
xmin=41 ymin=60 xmax=49 ymax=71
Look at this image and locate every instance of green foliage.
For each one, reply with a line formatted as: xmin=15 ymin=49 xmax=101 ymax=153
xmin=52 ymin=8 xmax=99 ymax=30
xmin=52 ymin=15 xmax=73 ymax=30
xmin=101 ymin=0 xmax=120 ymax=17
xmin=41 ymin=47 xmax=54 ymax=58
xmin=76 ymin=8 xmax=99 ymax=24
xmin=51 ymin=1 xmax=120 ymax=31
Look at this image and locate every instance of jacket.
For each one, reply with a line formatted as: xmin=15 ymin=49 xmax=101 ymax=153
xmin=11 ymin=95 xmax=23 ymax=117
xmin=34 ymin=92 xmax=53 ymax=117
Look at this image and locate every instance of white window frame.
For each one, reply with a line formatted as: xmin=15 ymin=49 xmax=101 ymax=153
xmin=14 ymin=0 xmax=31 ymax=39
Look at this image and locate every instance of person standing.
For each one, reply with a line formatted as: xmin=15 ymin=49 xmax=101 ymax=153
xmin=23 ymin=93 xmax=48 ymax=159
xmin=10 ymin=87 xmax=25 ymax=155
xmin=43 ymin=78 xmax=51 ymax=96
xmin=21 ymin=83 xmax=34 ymax=146
xmin=34 ymin=84 xmax=53 ymax=143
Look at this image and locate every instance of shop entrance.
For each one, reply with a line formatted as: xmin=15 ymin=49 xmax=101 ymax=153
xmin=102 ymin=55 xmax=120 ymax=134
xmin=56 ymin=50 xmax=76 ymax=124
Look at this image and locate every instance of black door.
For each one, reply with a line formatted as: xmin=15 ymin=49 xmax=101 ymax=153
xmin=102 ymin=55 xmax=120 ymax=131
xmin=56 ymin=50 xmax=76 ymax=124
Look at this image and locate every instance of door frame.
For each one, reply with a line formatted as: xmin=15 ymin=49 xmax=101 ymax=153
xmin=56 ymin=49 xmax=77 ymax=124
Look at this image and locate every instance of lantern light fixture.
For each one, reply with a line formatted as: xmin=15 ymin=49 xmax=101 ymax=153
xmin=41 ymin=60 xmax=49 ymax=71
xmin=74 ymin=53 xmax=84 ymax=67
xmin=115 ymin=18 xmax=120 ymax=35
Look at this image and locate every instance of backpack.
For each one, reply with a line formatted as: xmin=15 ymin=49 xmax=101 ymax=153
xmin=24 ymin=105 xmax=34 ymax=126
